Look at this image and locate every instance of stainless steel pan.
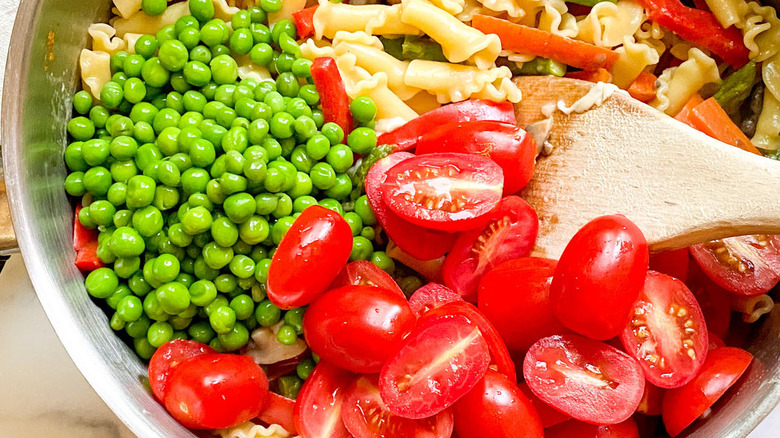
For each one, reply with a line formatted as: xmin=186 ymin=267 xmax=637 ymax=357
xmin=1 ymin=0 xmax=780 ymax=437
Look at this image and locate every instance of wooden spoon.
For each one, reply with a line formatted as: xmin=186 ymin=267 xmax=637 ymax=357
xmin=513 ymin=76 xmax=780 ymax=259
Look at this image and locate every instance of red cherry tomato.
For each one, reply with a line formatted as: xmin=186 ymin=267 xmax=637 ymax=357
xmin=453 ymin=369 xmax=543 ymax=438
xmin=545 ymin=418 xmax=640 ymax=438
xmin=408 ymin=282 xmax=463 ymax=317
xmin=662 ymin=347 xmax=753 ymax=436
xmin=342 ymin=374 xmax=454 ymax=438
xmin=478 ymin=257 xmax=565 ymax=353
xmin=422 ymin=300 xmax=517 ymax=382
xmin=415 ymin=121 xmax=537 ymax=195
xmin=708 ymin=331 xmax=726 ymax=350
xmin=379 ymin=313 xmax=490 ymax=419
xmin=517 ymin=382 xmax=570 ymax=428
xmin=294 ymin=361 xmax=355 ymax=438
xmin=267 ymin=205 xmax=353 ymax=310
xmin=303 ymin=285 xmax=416 ymax=373
xmin=381 ymin=153 xmax=504 ymax=232
xmin=148 ymin=339 xmax=216 ymax=401
xmin=636 ymin=382 xmax=664 ymax=416
xmin=442 ymin=196 xmax=539 ymax=301
xmin=330 ymin=260 xmax=405 ymax=297
xmin=686 ymin=262 xmax=732 ymax=339
xmin=163 ymin=354 xmax=269 ymax=430
xmin=550 ymin=215 xmax=649 ymax=340
xmin=258 ymin=392 xmax=297 ymax=434
xmin=649 ymin=247 xmax=690 ymax=281
xmin=523 ymin=334 xmax=645 ymax=425
xmin=690 ymin=234 xmax=780 ymax=296
xmin=621 ymin=271 xmax=709 ymax=388
xmin=365 ymin=152 xmax=456 ymax=260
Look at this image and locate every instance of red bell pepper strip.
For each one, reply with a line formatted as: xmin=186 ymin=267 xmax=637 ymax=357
xmin=292 ymin=5 xmax=317 ymax=40
xmin=75 ymin=240 xmax=104 ymax=271
xmin=378 ymin=99 xmax=516 ymax=152
xmin=641 ymin=0 xmax=749 ymax=68
xmin=73 ymin=205 xmax=99 ymax=251
xmin=565 ymin=68 xmax=613 ymax=84
xmin=472 ymin=14 xmax=619 ymax=71
xmin=310 ymin=57 xmax=353 ymax=136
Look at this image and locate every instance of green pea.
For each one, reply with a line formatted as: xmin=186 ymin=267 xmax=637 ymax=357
xmin=211 ymin=44 xmax=231 ymax=58
xmin=188 ymin=320 xmax=216 ymax=344
xmin=129 ymin=102 xmax=158 ymax=125
xmin=179 ymin=27 xmax=201 ymax=50
xmin=202 ymin=241 xmax=234 ymax=269
xmin=206 ymin=179 xmax=227 ymax=204
xmin=284 ymin=307 xmax=305 ymax=334
xmin=183 ymin=60 xmax=212 ymax=87
xmin=321 ymin=122 xmax=345 ymax=146
xmin=189 ymin=139 xmax=217 ymax=167
xmin=271 ymin=216 xmax=296 ymax=245
xmin=211 ymin=216 xmax=239 ymax=247
xmin=108 ymin=136 xmax=137 ymax=161
xmin=65 ymin=142 xmax=87 ymax=171
xmin=126 ymin=175 xmax=156 ymax=208
xmin=156 ymin=282 xmax=191 ymax=314
xmin=297 ymin=358 xmax=315 ymax=380
xmin=288 ymin=172 xmax=313 ymax=199
xmin=290 ymin=57 xmax=312 ymax=79
xmin=87 ymin=200 xmax=115 ymax=226
xmin=222 ymin=126 xmax=249 ymax=153
xmin=85 ymin=267 xmax=119 ymax=299
xmin=343 ymin=212 xmax=363 ymax=237
xmin=181 ymin=206 xmax=213 ymax=235
xmin=72 ymin=90 xmax=93 ymax=115
xmin=81 ymin=139 xmax=110 ymax=167
xmin=123 ymin=54 xmax=146 ymax=78
xmin=157 ymin=24 xmax=177 ymax=43
xmin=215 ymin=273 xmax=238 ymax=293
xmin=324 ymin=174 xmax=352 ymax=200
xmin=215 ymin=106 xmax=238 ymax=128
xmin=276 ymin=324 xmax=298 ymax=345
xmin=142 ymin=57 xmax=171 ymax=87
xmin=189 ymin=279 xmax=217 ymax=307
xmin=105 ymin=285 xmax=132 ymax=310
xmin=292 ymin=195 xmax=317 ymax=213
xmin=350 ymin=236 xmax=374 ymax=261
xmin=248 ymin=6 xmax=267 ymax=23
xmin=100 ymin=81 xmax=124 ymax=109
xmin=134 ymin=337 xmax=156 ymax=359
xmin=153 ymin=108 xmax=181 ymax=134
xmin=116 ymin=295 xmax=143 ymax=322
xmin=147 ymin=321 xmax=174 ymax=347
xmin=135 ymin=34 xmax=158 ymax=59
xmin=251 ymin=193 xmax=275 ymax=216
xmin=260 ymin=0 xmax=282 ymax=12
xmin=218 ymin=320 xmax=249 ymax=350
xmin=229 ymin=255 xmax=255 ymax=279
xmin=64 ymin=172 xmax=86 ymax=196
xmin=209 ymin=305 xmax=236 ymax=334
xmin=255 ymin=299 xmax=281 ymax=327
xmin=210 ymin=54 xmax=239 ymax=85
xmin=293 ymin=116 xmax=317 ymax=142
xmin=318 ymin=198 xmax=344 ymax=215
xmin=248 ymin=119 xmax=269 ymax=146
xmin=278 ymin=374 xmax=303 ymax=398
xmin=89 ymin=105 xmax=110 ymax=129
xmin=190 ymin=44 xmax=212 ymax=64
xmin=189 ymin=0 xmax=215 ymax=22
xmin=354 ymin=195 xmax=377 ymax=226
xmin=237 ymin=215 xmax=269 ymax=245
xmin=158 ymin=161 xmax=182 ymax=188
xmin=134 ymin=122 xmax=156 ymax=144
xmin=223 ymin=193 xmax=256 ymax=223
xmin=243 ymin=158 xmax=267 ymax=184
xmin=181 ymin=168 xmax=210 ymax=195
xmin=270 ymin=18 xmax=296 ymax=44
xmin=348 ymin=127 xmax=377 ymax=155
xmin=310 ymin=162 xmax=336 ymax=190
xmin=230 ymin=28 xmax=254 ymax=55
xmin=83 ymin=166 xmax=113 ymax=196
xmin=326 ymin=144 xmax=354 ymax=173
xmin=154 ymin=186 xmax=181 ymax=211
xmin=263 ymin=91 xmax=285 ymax=114
xmin=67 ymin=116 xmax=95 ymax=141
xmin=153 ymin=253 xmax=181 ymax=283
xmin=298 ymin=84 xmax=320 ymax=106
xmin=371 ymin=251 xmax=395 ymax=273
xmin=273 ymin=52 xmax=296 ymax=74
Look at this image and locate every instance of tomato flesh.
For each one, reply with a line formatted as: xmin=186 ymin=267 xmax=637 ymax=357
xmin=380 ymin=313 xmax=490 ymax=419
xmin=331 ymin=260 xmax=405 ymax=297
xmin=523 ymin=334 xmax=645 ymax=425
xmin=636 ymin=382 xmax=664 ymax=416
xmin=258 ymin=392 xmax=297 ymax=434
xmin=442 ymin=195 xmax=538 ymax=301
xmin=148 ymin=339 xmax=216 ymax=401
xmin=686 ymin=263 xmax=732 ymax=339
xmin=690 ymin=234 xmax=780 ymax=296
xmin=545 ymin=418 xmax=640 ymax=438
xmin=550 ymin=215 xmax=649 ymax=340
xmin=649 ymin=248 xmax=690 ymax=281
xmin=453 ymin=369 xmax=543 ymax=438
xmin=342 ymin=374 xmax=454 ymax=438
xmin=163 ymin=354 xmax=269 ymax=430
xmin=415 ymin=121 xmax=537 ymax=195
xmin=267 ymin=205 xmax=353 ymax=310
xmin=517 ymin=382 xmax=570 ymax=428
xmin=366 ymin=152 xmax=456 ymax=260
xmin=381 ymin=153 xmax=504 ymax=232
xmin=479 ymin=257 xmax=565 ymax=354
xmin=294 ymin=361 xmax=355 ymax=438
xmin=303 ymin=285 xmax=416 ymax=373
xmin=662 ymin=347 xmax=753 ymax=436
xmin=408 ymin=282 xmax=463 ymax=317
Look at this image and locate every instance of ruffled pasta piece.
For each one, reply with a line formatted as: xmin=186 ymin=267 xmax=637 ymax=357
xmin=405 ymin=60 xmax=522 ymax=103
xmin=351 ymin=73 xmax=419 ymax=121
xmin=111 ymin=2 xmax=189 ymax=37
xmin=123 ymin=33 xmax=143 ymax=54
xmin=268 ymin=0 xmax=306 ymax=25
xmin=80 ymin=49 xmax=112 ymax=99
xmin=634 ymin=19 xmax=666 ymax=58
xmin=404 ymin=91 xmax=443 ymax=114
xmin=213 ymin=0 xmax=241 ymax=21
xmin=375 ymin=117 xmax=411 ymax=135
xmin=89 ymin=23 xmax=126 ymax=55
xmin=752 ymin=86 xmax=780 ymax=151
xmin=456 ymin=0 xmax=497 ymax=21
xmin=729 ymin=293 xmax=775 ymax=323
xmin=429 ymin=0 xmax=466 ymax=15
xmin=652 ymin=67 xmax=674 ymax=112
xmin=650 ymin=48 xmax=720 ymax=116
xmin=400 ymin=0 xmax=501 ymax=69
xmin=500 ymin=49 xmax=536 ymax=63
xmin=576 ymin=0 xmax=644 ymax=48
xmin=217 ymin=421 xmax=294 ymax=438
xmin=236 ymin=55 xmax=272 ymax=82
xmin=476 ymin=0 xmax=529 ymax=19
xmin=536 ymin=0 xmax=578 ymax=38
xmin=112 ymin=0 xmax=142 ymax=19
xmin=312 ymin=0 xmax=421 ymax=40
xmin=611 ymin=36 xmax=660 ymax=88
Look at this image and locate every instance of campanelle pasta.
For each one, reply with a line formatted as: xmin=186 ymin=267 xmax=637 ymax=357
xmin=611 ymin=36 xmax=661 ymax=88
xmin=651 ymin=48 xmax=721 ymax=115
xmin=576 ymin=0 xmax=645 ymax=48
xmin=88 ymin=23 xmax=126 ymax=55
xmin=112 ymin=0 xmax=142 ymax=19
xmin=312 ymin=0 xmax=421 ymax=40
xmin=80 ymin=49 xmax=112 ymax=99
xmin=217 ymin=422 xmax=295 ymax=438
xmin=404 ymin=60 xmax=522 ymax=103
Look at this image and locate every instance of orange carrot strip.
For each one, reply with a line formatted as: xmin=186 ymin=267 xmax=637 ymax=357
xmin=674 ymin=93 xmax=704 ymax=126
xmin=688 ymin=97 xmax=761 ymax=155
xmin=626 ymin=70 xmax=658 ymax=103
xmin=566 ymin=68 xmax=613 ymax=83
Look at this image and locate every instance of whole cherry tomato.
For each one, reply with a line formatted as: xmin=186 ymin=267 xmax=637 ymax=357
xmin=148 ymin=340 xmax=215 ymax=401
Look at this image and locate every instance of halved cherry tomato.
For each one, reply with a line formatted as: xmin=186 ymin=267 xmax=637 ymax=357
xmin=478 ymin=257 xmax=565 ymax=354
xmin=267 ymin=205 xmax=353 ymax=310
xmin=73 ymin=205 xmax=99 ymax=251
xmin=686 ymin=262 xmax=732 ymax=339
xmin=415 ymin=121 xmax=537 ymax=195
xmin=517 ymin=382 xmax=570 ymax=428
xmin=381 ymin=153 xmax=504 ymax=232
xmin=330 ymin=260 xmax=404 ymax=297
xmin=636 ymin=382 xmax=664 ymax=416
xmin=649 ymin=248 xmax=690 ymax=281
xmin=303 ymin=285 xmax=416 ymax=373
xmin=550 ymin=215 xmax=649 ymax=340
xmin=379 ymin=313 xmax=490 ymax=419
xmin=408 ymin=282 xmax=463 ymax=317
xmin=523 ymin=334 xmax=645 ymax=425
xmin=453 ymin=369 xmax=543 ymax=438
xmin=342 ymin=374 xmax=454 ymax=438
xmin=662 ymin=347 xmax=753 ymax=436
xmin=422 ymin=301 xmax=517 ymax=382
xmin=621 ymin=271 xmax=708 ymax=388
xmin=365 ymin=153 xmax=456 ymax=260
xmin=148 ymin=339 xmax=216 ymax=401
xmin=294 ymin=362 xmax=355 ymax=438
xmin=545 ymin=418 xmax=640 ymax=438
xmin=258 ymin=392 xmax=297 ymax=434
xmin=442 ymin=196 xmax=538 ymax=301
xmin=690 ymin=235 xmax=780 ymax=296
xmin=163 ymin=354 xmax=269 ymax=430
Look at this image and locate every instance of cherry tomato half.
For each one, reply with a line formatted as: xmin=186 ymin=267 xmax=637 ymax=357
xmin=636 ymin=382 xmax=664 ymax=416
xmin=453 ymin=369 xmax=543 ymax=438
xmin=148 ymin=339 xmax=216 ymax=401
xmin=330 ymin=260 xmax=405 ymax=297
xmin=381 ymin=153 xmax=504 ymax=232
xmin=342 ymin=374 xmax=454 ymax=438
xmin=517 ymin=382 xmax=570 ymax=428
xmin=686 ymin=263 xmax=732 ymax=339
xmin=379 ymin=313 xmax=490 ymax=419
xmin=415 ymin=121 xmax=537 ymax=195
xmin=365 ymin=152 xmax=456 ymax=260
xmin=303 ymin=285 xmax=416 ymax=373
xmin=408 ymin=282 xmax=463 ymax=317
xmin=690 ymin=234 xmax=780 ymax=296
xmin=163 ymin=354 xmax=269 ymax=430
xmin=621 ymin=271 xmax=708 ymax=388
xmin=442 ymin=195 xmax=538 ymax=301
xmin=294 ymin=361 xmax=355 ymax=438
xmin=550 ymin=215 xmax=649 ymax=340
xmin=523 ymin=334 xmax=645 ymax=425
xmin=478 ymin=257 xmax=565 ymax=354
xmin=267 ymin=205 xmax=353 ymax=310
xmin=258 ymin=392 xmax=297 ymax=434
xmin=545 ymin=418 xmax=640 ymax=438
xmin=649 ymin=247 xmax=690 ymax=281
xmin=662 ymin=347 xmax=753 ymax=436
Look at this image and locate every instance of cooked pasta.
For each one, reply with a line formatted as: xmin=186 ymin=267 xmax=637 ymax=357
xmin=477 ymin=0 xmax=530 ymax=19
xmin=536 ymin=0 xmax=578 ymax=38
xmin=312 ymin=0 xmax=421 ymax=40
xmin=217 ymin=421 xmax=294 ymax=438
xmin=268 ymin=0 xmax=306 ymax=25
xmin=88 ymin=23 xmax=126 ymax=55
xmin=752 ymin=88 xmax=780 ymax=151
xmin=576 ymin=0 xmax=645 ymax=48
xmin=611 ymin=36 xmax=661 ymax=88
xmin=730 ymin=293 xmax=775 ymax=323
xmin=122 ymin=32 xmax=143 ymax=54
xmin=112 ymin=0 xmax=142 ymax=19
xmin=111 ymin=2 xmax=189 ymax=36
xmin=79 ymin=49 xmax=112 ymax=99
xmin=351 ymin=72 xmax=420 ymax=121
xmin=650 ymin=48 xmax=721 ymax=116
xmin=429 ymin=0 xmax=467 ymax=15
xmin=404 ymin=59 xmax=522 ymax=103
xmin=235 ymin=55 xmax=273 ymax=82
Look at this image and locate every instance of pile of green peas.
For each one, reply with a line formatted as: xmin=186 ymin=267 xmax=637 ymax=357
xmin=64 ymin=1 xmax=396 ymax=396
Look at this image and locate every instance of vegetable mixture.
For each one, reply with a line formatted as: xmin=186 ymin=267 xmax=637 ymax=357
xmin=62 ymin=0 xmax=780 ymax=437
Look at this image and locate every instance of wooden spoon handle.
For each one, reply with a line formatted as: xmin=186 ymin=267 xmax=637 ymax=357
xmin=0 ymin=179 xmax=17 ymax=253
